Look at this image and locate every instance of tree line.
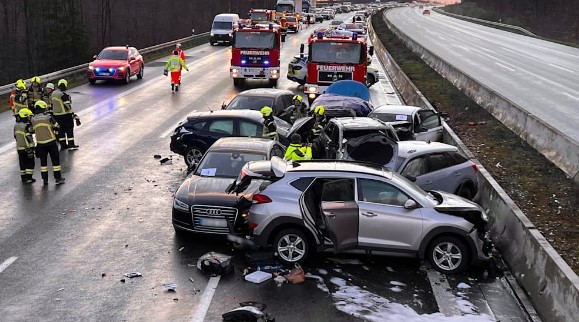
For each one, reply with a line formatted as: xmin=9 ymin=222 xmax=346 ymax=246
xmin=0 ymin=0 xmax=276 ymax=85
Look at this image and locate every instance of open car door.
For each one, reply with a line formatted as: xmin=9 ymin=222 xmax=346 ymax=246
xmin=416 ymin=109 xmax=443 ymax=142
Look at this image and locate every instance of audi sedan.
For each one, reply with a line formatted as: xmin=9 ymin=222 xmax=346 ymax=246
xmin=87 ymin=46 xmax=144 ymax=84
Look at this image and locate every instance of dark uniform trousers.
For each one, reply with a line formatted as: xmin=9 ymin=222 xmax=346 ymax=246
xmin=17 ymin=150 xmax=35 ymax=181
xmin=53 ymin=114 xmax=75 ymax=149
xmin=36 ymin=142 xmax=62 ymax=181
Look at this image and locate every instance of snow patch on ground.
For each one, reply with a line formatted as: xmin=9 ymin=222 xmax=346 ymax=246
xmin=457 ymin=283 xmax=471 ymax=289
xmin=318 ymin=269 xmax=328 ymax=275
xmin=390 ymin=281 xmax=407 ymax=287
xmin=386 ymin=266 xmax=395 ymax=272
xmin=329 ymin=277 xmax=495 ymax=322
xmin=362 ymin=266 xmax=370 ymax=271
xmin=328 ymin=258 xmax=364 ymax=265
xmin=305 ymin=273 xmax=330 ymax=294
xmin=455 ymin=299 xmax=477 ymax=314
xmin=390 ymin=286 xmax=403 ymax=293
xmin=333 ymin=268 xmax=343 ymax=273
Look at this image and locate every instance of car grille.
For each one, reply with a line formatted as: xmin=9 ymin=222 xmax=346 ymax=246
xmin=192 ymin=205 xmax=237 ymax=234
xmin=318 ymin=71 xmax=353 ymax=83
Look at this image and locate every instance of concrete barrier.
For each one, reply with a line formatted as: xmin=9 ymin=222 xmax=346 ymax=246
xmin=432 ymin=8 xmax=537 ymax=37
xmin=370 ymin=11 xmax=579 ymax=322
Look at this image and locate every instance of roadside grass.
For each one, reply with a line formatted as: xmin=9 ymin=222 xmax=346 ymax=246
xmin=373 ymin=10 xmax=579 ymax=274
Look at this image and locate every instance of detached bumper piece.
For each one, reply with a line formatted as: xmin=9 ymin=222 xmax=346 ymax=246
xmin=222 ymin=301 xmax=275 ymax=322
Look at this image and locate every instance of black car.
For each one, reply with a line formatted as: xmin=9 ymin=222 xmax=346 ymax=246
xmin=172 ymin=137 xmax=286 ymax=236
xmin=223 ymin=88 xmax=295 ymax=122
xmin=170 ymin=110 xmax=291 ymax=166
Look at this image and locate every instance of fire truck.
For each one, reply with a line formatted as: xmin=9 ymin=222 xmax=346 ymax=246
xmin=274 ymin=0 xmax=300 ymax=34
xmin=248 ymin=9 xmax=275 ymax=25
xmin=302 ymin=32 xmax=374 ymax=102
xmin=230 ymin=23 xmax=285 ymax=87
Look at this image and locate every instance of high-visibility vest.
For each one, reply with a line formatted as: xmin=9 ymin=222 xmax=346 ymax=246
xmin=28 ymin=86 xmax=43 ymax=104
xmin=262 ymin=117 xmax=278 ymax=140
xmin=285 ymin=144 xmax=312 ymax=161
xmin=51 ymin=89 xmax=73 ymax=116
xmin=13 ymin=92 xmax=28 ymax=114
xmin=31 ymin=113 xmax=57 ymax=144
xmin=165 ymin=56 xmax=187 ymax=72
xmin=14 ymin=122 xmax=34 ymax=150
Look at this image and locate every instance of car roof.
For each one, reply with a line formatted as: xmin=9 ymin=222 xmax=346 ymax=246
xmin=102 ymin=46 xmax=130 ymax=51
xmin=286 ymin=160 xmax=393 ymax=179
xmin=209 ymin=137 xmax=276 ymax=154
xmin=331 ymin=117 xmax=389 ymax=130
xmin=372 ymin=105 xmax=422 ymax=115
xmin=186 ymin=110 xmax=263 ymax=122
xmin=237 ymin=88 xmax=293 ymax=98
xmin=397 ymin=141 xmax=458 ymax=158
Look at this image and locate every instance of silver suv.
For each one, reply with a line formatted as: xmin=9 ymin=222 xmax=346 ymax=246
xmin=229 ymin=157 xmax=493 ymax=274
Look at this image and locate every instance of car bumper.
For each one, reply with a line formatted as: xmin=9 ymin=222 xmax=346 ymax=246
xmin=87 ymin=69 xmax=126 ymax=80
xmin=468 ymin=229 xmax=493 ymax=264
xmin=169 ymin=136 xmax=187 ymax=156
xmin=210 ymin=35 xmax=232 ymax=43
xmin=172 ymin=206 xmax=249 ymax=236
xmin=231 ymin=66 xmax=280 ymax=80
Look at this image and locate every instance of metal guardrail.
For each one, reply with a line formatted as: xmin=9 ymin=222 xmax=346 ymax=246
xmin=0 ymin=32 xmax=210 ymax=96
xmin=433 ymin=8 xmax=537 ymax=37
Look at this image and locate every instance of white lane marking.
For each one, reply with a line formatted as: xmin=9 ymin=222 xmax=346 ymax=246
xmin=159 ymin=111 xmax=196 ymax=139
xmin=495 ymin=62 xmax=516 ymax=72
xmin=0 ymin=257 xmax=17 ymax=274
xmin=191 ymin=276 xmax=221 ymax=322
xmin=426 ymin=268 xmax=463 ymax=316
xmin=457 ymin=45 xmax=472 ymax=52
xmin=501 ymin=47 xmax=516 ymax=54
xmin=563 ymin=92 xmax=579 ymax=102
xmin=549 ymin=63 xmax=575 ymax=74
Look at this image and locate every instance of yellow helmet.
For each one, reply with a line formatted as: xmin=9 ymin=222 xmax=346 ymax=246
xmin=292 ymin=95 xmax=303 ymax=103
xmin=31 ymin=76 xmax=40 ymax=84
xmin=260 ymin=106 xmax=273 ymax=117
xmin=57 ymin=79 xmax=68 ymax=88
xmin=18 ymin=108 xmax=33 ymax=118
xmin=35 ymin=100 xmax=48 ymax=110
xmin=314 ymin=105 xmax=325 ymax=116
xmin=15 ymin=79 xmax=26 ymax=90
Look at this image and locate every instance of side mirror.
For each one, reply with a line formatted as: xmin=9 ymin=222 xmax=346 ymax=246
xmin=368 ymin=46 xmax=374 ymax=56
xmin=404 ymin=199 xmax=419 ymax=209
xmin=221 ymin=102 xmax=227 ymax=110
xmin=93 ymin=54 xmax=97 ymax=59
xmin=129 ymin=56 xmax=136 ymax=61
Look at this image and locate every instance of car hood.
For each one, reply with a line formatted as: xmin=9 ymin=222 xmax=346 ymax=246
xmin=91 ymin=59 xmax=127 ymax=68
xmin=180 ymin=175 xmax=260 ymax=207
xmin=343 ymin=133 xmax=398 ymax=169
xmin=287 ymin=116 xmax=316 ymax=139
xmin=432 ymin=190 xmax=482 ymax=212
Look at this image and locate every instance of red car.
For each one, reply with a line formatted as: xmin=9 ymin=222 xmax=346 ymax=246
xmin=87 ymin=46 xmax=144 ymax=84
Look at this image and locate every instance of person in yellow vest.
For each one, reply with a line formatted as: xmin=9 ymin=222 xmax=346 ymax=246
xmin=260 ymin=106 xmax=278 ymax=141
xmin=27 ymin=76 xmax=44 ymax=108
xmin=13 ymin=79 xmax=29 ymax=117
xmin=31 ymin=101 xmax=65 ymax=185
xmin=164 ymin=50 xmax=189 ymax=92
xmin=51 ymin=79 xmax=80 ymax=150
xmin=284 ymin=134 xmax=312 ymax=161
xmin=14 ymin=108 xmax=36 ymax=184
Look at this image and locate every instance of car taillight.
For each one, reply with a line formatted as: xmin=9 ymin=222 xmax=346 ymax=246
xmin=252 ymin=194 xmax=272 ymax=204
xmin=471 ymin=162 xmax=478 ymax=173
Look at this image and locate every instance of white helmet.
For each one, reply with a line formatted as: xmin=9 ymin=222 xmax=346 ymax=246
xmin=176 ymin=43 xmax=182 ymax=48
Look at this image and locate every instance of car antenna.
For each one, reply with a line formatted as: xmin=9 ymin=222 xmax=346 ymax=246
xmin=199 ymin=95 xmax=214 ymax=113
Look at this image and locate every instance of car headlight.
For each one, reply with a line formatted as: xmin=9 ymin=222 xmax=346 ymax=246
xmin=173 ymin=197 xmax=190 ymax=212
xmin=88 ymin=65 xmax=94 ymax=70
xmin=211 ymin=32 xmax=214 ymax=36
xmin=119 ymin=67 xmax=125 ymax=71
xmin=308 ymin=86 xmax=317 ymax=93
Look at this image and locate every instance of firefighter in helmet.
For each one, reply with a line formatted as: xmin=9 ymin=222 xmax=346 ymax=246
xmin=260 ymin=106 xmax=278 ymax=141
xmin=52 ymin=79 xmax=80 ymax=150
xmin=14 ymin=108 xmax=36 ymax=183
xmin=31 ymin=100 xmax=65 ymax=185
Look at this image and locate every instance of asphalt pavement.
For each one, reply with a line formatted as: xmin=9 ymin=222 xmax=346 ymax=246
xmin=0 ymin=12 xmax=533 ymax=322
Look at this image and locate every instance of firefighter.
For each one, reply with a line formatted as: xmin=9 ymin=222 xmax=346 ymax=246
xmin=164 ymin=50 xmax=189 ymax=92
xmin=9 ymin=83 xmax=16 ymax=115
xmin=42 ymin=83 xmax=55 ymax=113
xmin=14 ymin=108 xmax=36 ymax=184
xmin=311 ymin=105 xmax=327 ymax=137
xmin=175 ymin=43 xmax=186 ymax=85
xmin=31 ymin=100 xmax=65 ymax=185
xmin=284 ymin=133 xmax=312 ymax=161
xmin=52 ymin=79 xmax=80 ymax=150
xmin=280 ymin=95 xmax=308 ymax=123
xmin=260 ymin=106 xmax=278 ymax=141
xmin=27 ymin=76 xmax=44 ymax=108
xmin=13 ymin=79 xmax=29 ymax=116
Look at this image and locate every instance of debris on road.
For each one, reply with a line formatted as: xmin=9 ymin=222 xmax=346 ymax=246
xmin=101 ymin=273 xmax=106 ymax=278
xmin=274 ymin=275 xmax=286 ymax=287
xmin=179 ymin=247 xmax=184 ymax=252
xmin=457 ymin=282 xmax=471 ymax=289
xmin=160 ymin=157 xmax=173 ymax=165
xmin=280 ymin=264 xmax=305 ymax=284
xmin=164 ymin=283 xmax=177 ymax=292
xmin=244 ymin=271 xmax=272 ymax=284
xmin=120 ymin=278 xmax=126 ymax=283
xmin=56 ymin=288 xmax=65 ymax=292
xmin=222 ymin=302 xmax=274 ymax=322
xmin=197 ymin=252 xmax=233 ymax=276
xmin=189 ymin=277 xmax=195 ymax=284
xmin=154 ymin=154 xmax=162 ymax=159
xmin=123 ymin=272 xmax=142 ymax=278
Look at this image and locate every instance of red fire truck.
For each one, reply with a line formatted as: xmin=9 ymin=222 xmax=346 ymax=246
xmin=248 ymin=9 xmax=275 ymax=25
xmin=230 ymin=23 xmax=285 ymax=87
xmin=302 ymin=32 xmax=374 ymax=102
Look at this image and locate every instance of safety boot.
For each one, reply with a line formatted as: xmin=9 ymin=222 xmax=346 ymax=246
xmin=55 ymin=178 xmax=66 ymax=185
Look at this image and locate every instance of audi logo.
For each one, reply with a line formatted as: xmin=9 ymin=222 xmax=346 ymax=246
xmin=204 ymin=209 xmax=222 ymax=216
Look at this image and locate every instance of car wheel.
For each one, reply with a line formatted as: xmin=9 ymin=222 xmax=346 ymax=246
xmin=185 ymin=146 xmax=204 ymax=167
xmin=210 ymin=41 xmax=215 ymax=46
xmin=124 ymin=69 xmax=131 ymax=84
xmin=137 ymin=64 xmax=144 ymax=79
xmin=427 ymin=236 xmax=470 ymax=274
xmin=89 ymin=79 xmax=96 ymax=85
xmin=233 ymin=78 xmax=243 ymax=87
xmin=456 ymin=182 xmax=475 ymax=200
xmin=366 ymin=74 xmax=376 ymax=88
xmin=273 ymin=228 xmax=311 ymax=265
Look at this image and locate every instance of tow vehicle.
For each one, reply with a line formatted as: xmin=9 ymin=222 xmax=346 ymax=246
xmin=230 ymin=23 xmax=285 ymax=87
xmin=301 ymin=31 xmax=374 ymax=102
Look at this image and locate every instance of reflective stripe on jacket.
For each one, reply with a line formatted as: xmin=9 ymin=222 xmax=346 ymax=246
xmin=31 ymin=114 xmax=58 ymax=144
xmin=13 ymin=92 xmax=28 ymax=114
xmin=284 ymin=144 xmax=312 ymax=161
xmin=51 ymin=89 xmax=73 ymax=116
xmin=28 ymin=87 xmax=43 ymax=103
xmin=165 ymin=56 xmax=188 ymax=72
xmin=14 ymin=122 xmax=34 ymax=150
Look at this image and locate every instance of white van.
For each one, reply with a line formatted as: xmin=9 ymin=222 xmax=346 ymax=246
xmin=210 ymin=13 xmax=240 ymax=45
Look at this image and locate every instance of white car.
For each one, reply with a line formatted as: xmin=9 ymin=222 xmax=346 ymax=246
xmin=369 ymin=105 xmax=446 ymax=142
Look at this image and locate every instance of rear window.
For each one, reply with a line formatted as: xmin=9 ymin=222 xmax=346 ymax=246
xmin=447 ymin=152 xmax=468 ymax=165
xmin=227 ymin=96 xmax=274 ymax=112
xmin=290 ymin=177 xmax=315 ymax=191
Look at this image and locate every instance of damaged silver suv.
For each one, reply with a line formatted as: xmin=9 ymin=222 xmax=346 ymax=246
xmin=229 ymin=157 xmax=493 ymax=274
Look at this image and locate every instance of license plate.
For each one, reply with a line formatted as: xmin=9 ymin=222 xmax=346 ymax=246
xmin=100 ymin=72 xmax=110 ymax=76
xmin=199 ymin=218 xmax=228 ymax=228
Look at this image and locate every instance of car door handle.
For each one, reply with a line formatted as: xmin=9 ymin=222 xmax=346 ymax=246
xmin=362 ymin=212 xmax=377 ymax=217
xmin=325 ymin=212 xmax=336 ymax=218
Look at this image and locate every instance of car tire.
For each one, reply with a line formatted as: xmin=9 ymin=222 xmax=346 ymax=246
xmin=137 ymin=64 xmax=144 ymax=79
xmin=124 ymin=69 xmax=131 ymax=84
xmin=233 ymin=78 xmax=243 ymax=87
xmin=456 ymin=182 xmax=475 ymax=200
xmin=89 ymin=79 xmax=96 ymax=85
xmin=185 ymin=146 xmax=205 ymax=167
xmin=366 ymin=74 xmax=376 ymax=88
xmin=210 ymin=41 xmax=215 ymax=46
xmin=273 ymin=228 xmax=311 ymax=265
xmin=269 ymin=79 xmax=278 ymax=87
xmin=427 ymin=236 xmax=470 ymax=274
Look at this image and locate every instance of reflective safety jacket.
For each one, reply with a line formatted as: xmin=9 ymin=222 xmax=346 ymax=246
xmin=51 ymin=89 xmax=74 ymax=116
xmin=13 ymin=91 xmax=28 ymax=114
xmin=14 ymin=122 xmax=34 ymax=150
xmin=31 ymin=113 xmax=58 ymax=144
xmin=262 ymin=116 xmax=278 ymax=140
xmin=165 ymin=56 xmax=188 ymax=72
xmin=27 ymin=86 xmax=44 ymax=105
xmin=284 ymin=143 xmax=312 ymax=161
